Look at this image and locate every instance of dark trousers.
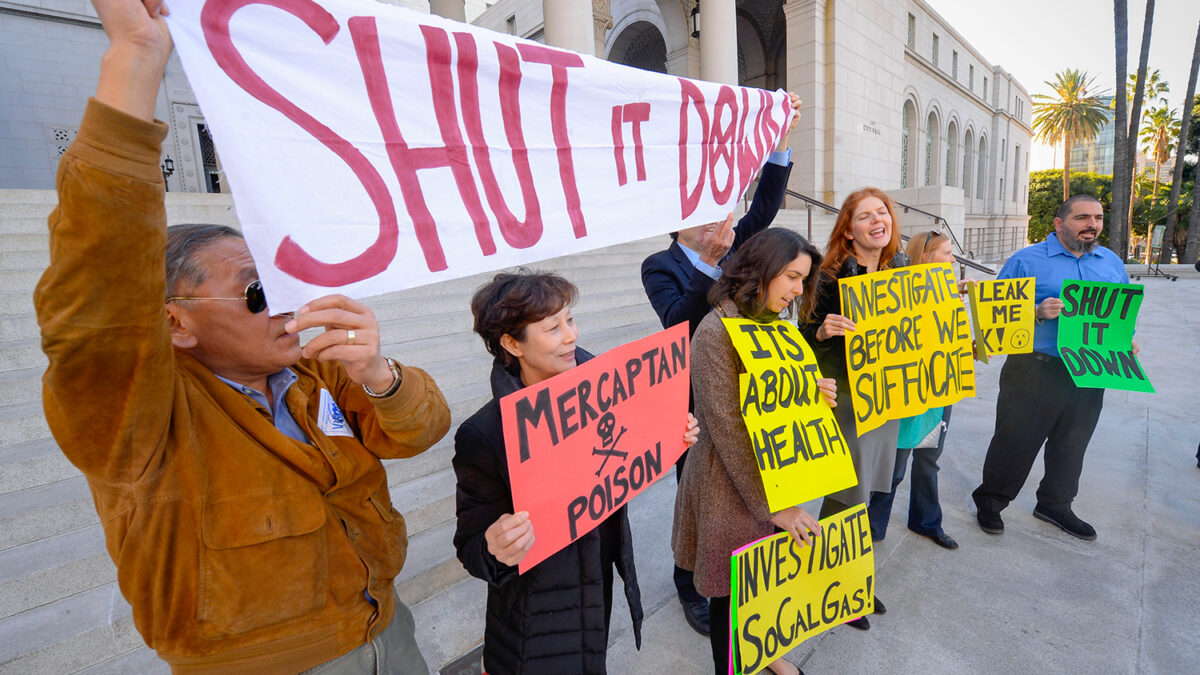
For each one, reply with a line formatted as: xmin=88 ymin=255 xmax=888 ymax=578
xmin=868 ymin=407 xmax=952 ymax=539
xmin=972 ymin=354 xmax=1105 ymax=514
xmin=708 ymin=595 xmax=731 ymax=675
xmin=674 ymin=451 xmax=705 ymax=603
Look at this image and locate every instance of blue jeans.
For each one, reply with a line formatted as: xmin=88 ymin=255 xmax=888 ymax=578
xmin=867 ymin=407 xmax=952 ymax=539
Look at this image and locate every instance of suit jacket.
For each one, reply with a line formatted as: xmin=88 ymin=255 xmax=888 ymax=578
xmin=640 ymin=160 xmax=793 ymax=336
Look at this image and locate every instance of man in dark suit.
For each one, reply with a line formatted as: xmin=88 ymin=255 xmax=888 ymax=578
xmin=640 ymin=92 xmax=799 ymax=636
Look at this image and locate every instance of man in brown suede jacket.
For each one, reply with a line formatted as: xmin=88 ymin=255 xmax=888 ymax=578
xmin=34 ymin=0 xmax=450 ymax=671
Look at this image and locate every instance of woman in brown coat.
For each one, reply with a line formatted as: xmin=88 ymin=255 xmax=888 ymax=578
xmin=673 ymin=228 xmax=836 ymax=675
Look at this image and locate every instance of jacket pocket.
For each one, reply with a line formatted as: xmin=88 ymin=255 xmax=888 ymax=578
xmin=198 ymin=492 xmax=328 ymax=638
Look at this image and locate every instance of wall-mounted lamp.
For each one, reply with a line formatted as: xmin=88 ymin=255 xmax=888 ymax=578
xmin=690 ymin=3 xmax=700 ymax=39
xmin=161 ymin=155 xmax=175 ymax=192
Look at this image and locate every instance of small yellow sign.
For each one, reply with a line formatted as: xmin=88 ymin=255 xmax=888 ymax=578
xmin=967 ymin=277 xmax=1035 ymax=364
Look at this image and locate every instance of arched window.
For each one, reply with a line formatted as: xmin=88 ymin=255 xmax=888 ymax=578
xmin=901 ymin=100 xmax=916 ymax=188
xmin=976 ymin=136 xmax=988 ymax=199
xmin=945 ymin=120 xmax=958 ymax=187
xmin=962 ymin=129 xmax=974 ymax=198
xmin=924 ymin=111 xmax=940 ymax=186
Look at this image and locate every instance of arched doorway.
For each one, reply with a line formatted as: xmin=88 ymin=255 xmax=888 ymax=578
xmin=609 ymin=21 xmax=668 ymax=74
xmin=736 ymin=0 xmax=786 ymax=90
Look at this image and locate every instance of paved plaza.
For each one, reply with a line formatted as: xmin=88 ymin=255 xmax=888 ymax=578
xmin=605 ymin=265 xmax=1200 ymax=674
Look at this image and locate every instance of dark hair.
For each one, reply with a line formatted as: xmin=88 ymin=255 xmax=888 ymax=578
xmin=709 ymin=229 xmax=823 ymax=321
xmin=165 ymin=223 xmax=243 ymax=297
xmin=470 ymin=270 xmax=578 ymax=366
xmin=1056 ymin=194 xmax=1101 ymax=222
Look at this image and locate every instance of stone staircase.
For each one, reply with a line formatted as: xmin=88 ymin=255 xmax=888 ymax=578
xmin=3 ymin=190 xmax=833 ymax=672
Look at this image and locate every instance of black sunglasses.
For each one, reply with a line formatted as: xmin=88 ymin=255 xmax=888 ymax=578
xmin=166 ymin=279 xmax=267 ymax=314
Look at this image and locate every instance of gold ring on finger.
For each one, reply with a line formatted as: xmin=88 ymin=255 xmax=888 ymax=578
xmin=347 ymin=329 xmax=356 ymax=345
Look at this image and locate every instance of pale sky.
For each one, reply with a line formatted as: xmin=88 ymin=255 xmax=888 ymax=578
xmin=924 ymin=0 xmax=1200 ymax=170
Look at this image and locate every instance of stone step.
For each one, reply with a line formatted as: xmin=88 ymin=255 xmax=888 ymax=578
xmin=0 ymin=291 xmax=35 ymax=315
xmin=411 ymin=575 xmax=487 ymax=673
xmin=0 ymin=438 xmax=79 ymax=495
xmin=0 ymin=583 xmax=144 ymax=672
xmin=0 ymin=525 xmax=110 ymax=621
xmin=0 ymin=400 xmax=51 ymax=448
xmin=0 ymin=475 xmax=96 ymax=552
xmin=0 ymin=573 xmax=485 ymax=674
xmin=0 ymin=269 xmax=44 ymax=292
xmin=77 ymin=645 xmax=169 ymax=675
xmin=0 ymin=233 xmax=49 ymax=253
xmin=0 ymin=249 xmax=50 ymax=270
xmin=0 ymin=366 xmax=43 ymax=408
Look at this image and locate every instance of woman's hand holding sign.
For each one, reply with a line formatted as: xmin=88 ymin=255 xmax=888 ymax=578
xmin=684 ymin=413 xmax=699 ymax=448
xmin=770 ymin=506 xmax=821 ymax=547
xmin=815 ymin=313 xmax=855 ymax=341
xmin=486 ymin=511 xmax=535 ymax=567
xmin=817 ymin=377 xmax=837 ymax=407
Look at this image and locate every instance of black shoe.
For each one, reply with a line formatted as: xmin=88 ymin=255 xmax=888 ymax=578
xmin=679 ymin=596 xmax=710 ymax=636
xmin=977 ymin=509 xmax=1004 ymax=534
xmin=872 ymin=596 xmax=886 ymax=615
xmin=846 ymin=616 xmax=870 ymax=630
xmin=1033 ymin=506 xmax=1096 ymax=540
xmin=928 ymin=532 xmax=959 ymax=549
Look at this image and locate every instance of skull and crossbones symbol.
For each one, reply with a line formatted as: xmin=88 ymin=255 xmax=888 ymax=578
xmin=592 ymin=412 xmax=628 ymax=476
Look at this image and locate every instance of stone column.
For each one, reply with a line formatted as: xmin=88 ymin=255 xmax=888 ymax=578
xmin=543 ymin=0 xmax=595 ymax=55
xmin=428 ymin=0 xmax=465 ymax=22
xmin=784 ymin=0 xmax=825 ymax=201
xmin=699 ymin=0 xmax=737 ymax=84
xmin=592 ymin=0 xmax=613 ymax=58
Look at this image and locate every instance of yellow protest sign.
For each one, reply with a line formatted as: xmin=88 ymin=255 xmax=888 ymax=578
xmin=723 ymin=319 xmax=857 ymax=512
xmin=967 ymin=277 xmax=1035 ymax=364
xmin=730 ymin=504 xmax=875 ymax=675
xmin=838 ymin=263 xmax=975 ymax=435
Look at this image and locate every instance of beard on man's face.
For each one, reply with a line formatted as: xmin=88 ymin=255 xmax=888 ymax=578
xmin=1059 ymin=226 xmax=1099 ymax=254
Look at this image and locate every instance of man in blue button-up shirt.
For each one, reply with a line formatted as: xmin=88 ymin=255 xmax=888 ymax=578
xmin=972 ymin=194 xmax=1137 ymax=541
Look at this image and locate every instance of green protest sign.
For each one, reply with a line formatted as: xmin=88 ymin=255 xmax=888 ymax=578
xmin=1057 ymin=280 xmax=1154 ymax=393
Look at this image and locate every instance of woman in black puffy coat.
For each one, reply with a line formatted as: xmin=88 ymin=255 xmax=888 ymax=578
xmin=453 ymin=270 xmax=697 ymax=674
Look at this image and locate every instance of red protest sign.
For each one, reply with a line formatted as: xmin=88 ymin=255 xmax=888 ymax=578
xmin=500 ymin=323 xmax=690 ymax=572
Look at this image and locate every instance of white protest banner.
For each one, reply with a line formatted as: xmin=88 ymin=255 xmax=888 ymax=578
xmin=164 ymin=0 xmax=793 ymax=311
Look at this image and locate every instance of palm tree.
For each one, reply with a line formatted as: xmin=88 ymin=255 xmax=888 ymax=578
xmin=1111 ymin=0 xmax=1156 ymax=261
xmin=1138 ymin=105 xmax=1179 ymax=202
xmin=1177 ymin=23 xmax=1200 ymax=264
xmin=1116 ymin=70 xmax=1169 ymax=225
xmin=1032 ymin=70 xmax=1113 ymax=201
xmin=1112 ymin=0 xmax=1130 ymax=259
xmin=1115 ymin=70 xmax=1170 ymax=117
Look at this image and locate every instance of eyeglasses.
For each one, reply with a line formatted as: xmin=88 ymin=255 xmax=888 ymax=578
xmin=167 ymin=279 xmax=267 ymax=314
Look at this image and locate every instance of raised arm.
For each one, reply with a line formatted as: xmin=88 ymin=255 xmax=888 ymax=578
xmin=35 ymin=0 xmax=176 ymax=482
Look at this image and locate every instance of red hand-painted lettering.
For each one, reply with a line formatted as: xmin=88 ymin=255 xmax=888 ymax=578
xmin=516 ymin=44 xmax=587 ymax=238
xmin=611 ymin=102 xmax=650 ymax=186
xmin=678 ymin=78 xmax=710 ymax=219
xmin=202 ymin=0 xmax=398 ymax=286
xmin=455 ymin=35 xmax=543 ymax=249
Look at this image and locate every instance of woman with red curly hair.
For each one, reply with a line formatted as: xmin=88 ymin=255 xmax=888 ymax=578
xmin=799 ymin=187 xmax=908 ymax=630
